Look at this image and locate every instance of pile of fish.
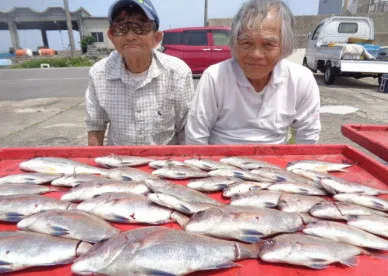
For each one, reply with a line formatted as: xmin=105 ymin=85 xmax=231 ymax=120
xmin=0 ymin=154 xmax=387 ymax=275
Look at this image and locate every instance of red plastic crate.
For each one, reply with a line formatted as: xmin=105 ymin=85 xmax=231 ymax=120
xmin=342 ymin=124 xmax=388 ymax=162
xmin=0 ymin=144 xmax=387 ymax=276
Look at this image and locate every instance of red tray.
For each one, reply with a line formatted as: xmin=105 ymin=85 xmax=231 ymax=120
xmin=0 ymin=145 xmax=387 ymax=276
xmin=342 ymin=124 xmax=388 ymax=162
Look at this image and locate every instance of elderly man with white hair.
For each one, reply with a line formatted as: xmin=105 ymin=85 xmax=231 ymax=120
xmin=185 ymin=0 xmax=321 ymax=145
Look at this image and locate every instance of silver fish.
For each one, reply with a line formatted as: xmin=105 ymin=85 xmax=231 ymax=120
xmin=61 ymin=181 xmax=150 ymax=202
xmin=303 ymin=220 xmax=388 ymax=250
xmin=185 ymin=207 xmax=303 ymax=243
xmin=101 ymin=167 xmax=157 ymax=181
xmin=152 ymin=166 xmax=209 ymax=179
xmin=148 ymin=159 xmax=186 ymax=169
xmin=0 ymin=173 xmax=62 ymax=185
xmin=230 ymin=190 xmax=282 ymax=208
xmin=222 ymin=181 xmax=273 ymax=198
xmin=286 ymin=160 xmax=354 ymax=172
xmin=267 ymin=182 xmax=328 ymax=195
xmin=278 ymin=193 xmax=327 ymax=213
xmin=220 ymin=157 xmax=280 ymax=170
xmin=77 ymin=192 xmax=189 ymax=226
xmin=0 ymin=184 xmax=60 ymax=196
xmin=19 ymin=157 xmax=106 ymax=175
xmin=184 ymin=158 xmax=237 ymax=171
xmin=260 ymin=233 xmax=370 ymax=269
xmin=187 ymin=176 xmax=243 ymax=192
xmin=0 ymin=231 xmax=92 ymax=273
xmin=209 ymin=169 xmax=273 ymax=182
xmin=310 ymin=202 xmax=388 ymax=220
xmin=51 ymin=174 xmax=109 ymax=187
xmin=334 ymin=194 xmax=388 ymax=211
xmin=251 ymin=167 xmax=318 ymax=186
xmin=71 ymin=226 xmax=261 ymax=276
xmin=145 ymin=179 xmax=222 ymax=208
xmin=319 ymin=178 xmax=388 ymax=195
xmin=17 ymin=210 xmax=120 ymax=243
xmin=290 ymin=168 xmax=333 ymax=183
xmin=0 ymin=194 xmax=76 ymax=222
xmin=298 ymin=213 xmax=320 ymax=224
xmin=95 ymin=155 xmax=155 ymax=168
xmin=347 ymin=215 xmax=388 ymax=239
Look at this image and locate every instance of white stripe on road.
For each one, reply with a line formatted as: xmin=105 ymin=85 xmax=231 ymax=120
xmin=0 ymin=77 xmax=88 ymax=82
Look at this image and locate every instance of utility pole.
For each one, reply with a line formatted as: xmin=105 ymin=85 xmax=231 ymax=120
xmin=64 ymin=0 xmax=76 ymax=57
xmin=342 ymin=0 xmax=349 ymax=14
xmin=204 ymin=0 xmax=208 ymax=27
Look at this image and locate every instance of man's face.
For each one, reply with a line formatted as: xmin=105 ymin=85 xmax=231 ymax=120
xmin=108 ymin=10 xmax=162 ymax=58
xmin=234 ymin=8 xmax=282 ymax=82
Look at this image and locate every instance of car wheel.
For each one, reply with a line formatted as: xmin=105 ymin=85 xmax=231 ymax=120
xmin=324 ymin=65 xmax=336 ymax=85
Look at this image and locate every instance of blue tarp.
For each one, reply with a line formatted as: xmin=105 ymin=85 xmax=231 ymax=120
xmin=0 ymin=59 xmax=12 ymax=67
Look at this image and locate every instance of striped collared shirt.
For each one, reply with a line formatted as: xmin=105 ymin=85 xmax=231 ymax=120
xmin=85 ymin=50 xmax=194 ymax=145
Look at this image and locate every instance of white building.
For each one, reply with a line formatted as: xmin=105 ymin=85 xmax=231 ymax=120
xmin=318 ymin=0 xmax=387 ymax=14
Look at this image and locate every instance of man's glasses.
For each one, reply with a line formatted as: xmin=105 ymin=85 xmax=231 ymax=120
xmin=111 ymin=20 xmax=154 ymax=36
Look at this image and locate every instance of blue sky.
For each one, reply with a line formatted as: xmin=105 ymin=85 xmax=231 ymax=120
xmin=0 ymin=0 xmax=319 ymax=52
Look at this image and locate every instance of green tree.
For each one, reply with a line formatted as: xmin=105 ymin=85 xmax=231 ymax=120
xmin=80 ymin=35 xmax=96 ymax=54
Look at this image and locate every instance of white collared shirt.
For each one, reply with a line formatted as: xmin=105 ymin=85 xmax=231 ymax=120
xmin=85 ymin=50 xmax=194 ymax=146
xmin=185 ymin=58 xmax=321 ymax=145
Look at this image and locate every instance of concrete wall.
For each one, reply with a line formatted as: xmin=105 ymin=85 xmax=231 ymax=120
xmin=208 ymin=13 xmax=388 ymax=49
xmin=81 ymin=17 xmax=114 ymax=49
xmin=318 ymin=0 xmax=343 ymax=15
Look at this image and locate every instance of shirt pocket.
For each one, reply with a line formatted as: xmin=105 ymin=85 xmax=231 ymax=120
xmin=275 ymin=112 xmax=296 ymax=133
xmin=152 ymin=100 xmax=176 ymax=136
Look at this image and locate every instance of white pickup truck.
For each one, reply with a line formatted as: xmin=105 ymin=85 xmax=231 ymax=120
xmin=303 ymin=16 xmax=388 ymax=85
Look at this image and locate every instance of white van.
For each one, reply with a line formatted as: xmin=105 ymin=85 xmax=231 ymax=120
xmin=303 ymin=16 xmax=388 ymax=85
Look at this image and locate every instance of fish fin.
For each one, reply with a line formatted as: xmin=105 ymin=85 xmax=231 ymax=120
xmin=372 ymin=201 xmax=385 ymax=210
xmin=121 ymin=176 xmax=133 ymax=181
xmin=264 ymin=202 xmax=277 ymax=208
xmin=177 ymin=204 xmax=193 ymax=214
xmin=5 ymin=212 xmax=24 ymax=222
xmin=201 ymin=262 xmax=241 ymax=271
xmin=0 ymin=261 xmax=12 ymax=265
xmin=308 ymin=263 xmax=329 ymax=270
xmin=113 ymin=215 xmax=131 ymax=222
xmin=50 ymin=226 xmax=70 ymax=236
xmin=242 ymin=229 xmax=264 ymax=236
xmin=215 ymin=184 xmax=228 ymax=190
xmin=0 ymin=267 xmax=13 ymax=273
xmin=233 ymin=172 xmax=244 ymax=179
xmin=319 ymin=181 xmax=338 ymax=195
xmin=240 ymin=230 xmax=264 ymax=243
xmin=145 ymin=270 xmax=177 ymax=276
xmin=363 ymin=249 xmax=388 ymax=260
xmin=298 ymin=188 xmax=310 ymax=194
xmin=276 ymin=176 xmax=287 ymax=182
xmin=339 ymin=256 xmax=358 ymax=267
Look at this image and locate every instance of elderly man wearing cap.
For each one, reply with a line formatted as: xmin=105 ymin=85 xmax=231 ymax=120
xmin=185 ymin=0 xmax=321 ymax=145
xmin=86 ymin=0 xmax=194 ymax=146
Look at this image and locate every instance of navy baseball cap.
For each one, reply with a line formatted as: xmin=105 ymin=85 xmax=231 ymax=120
xmin=108 ymin=0 xmax=160 ymax=29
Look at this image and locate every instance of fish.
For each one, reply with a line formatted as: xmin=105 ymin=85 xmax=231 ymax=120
xmin=0 ymin=173 xmax=62 ymax=185
xmin=289 ymin=168 xmax=333 ymax=183
xmin=148 ymin=159 xmax=186 ymax=169
xmin=346 ymin=215 xmax=388 ymax=239
xmin=230 ymin=190 xmax=282 ymax=208
xmin=145 ymin=179 xmax=221 ymax=206
xmin=19 ymin=157 xmax=106 ymax=175
xmin=0 ymin=183 xmax=60 ymax=196
xmin=277 ymin=193 xmax=328 ymax=213
xmin=183 ymin=158 xmax=237 ymax=171
xmin=298 ymin=213 xmax=320 ymax=224
xmin=259 ymin=233 xmax=372 ymax=269
xmin=251 ymin=167 xmax=318 ymax=186
xmin=334 ymin=193 xmax=388 ymax=211
xmin=286 ymin=160 xmax=354 ymax=172
xmin=220 ymin=157 xmax=280 ymax=170
xmin=77 ymin=192 xmax=189 ymax=227
xmin=267 ymin=182 xmax=328 ymax=195
xmin=71 ymin=226 xmax=261 ymax=275
xmin=209 ymin=169 xmax=274 ymax=182
xmin=60 ymin=181 xmax=150 ymax=202
xmin=319 ymin=178 xmax=388 ymax=195
xmin=187 ymin=176 xmax=243 ymax=192
xmin=303 ymin=220 xmax=388 ymax=250
xmin=101 ymin=167 xmax=157 ymax=181
xmin=185 ymin=207 xmax=303 ymax=243
xmin=51 ymin=174 xmax=109 ymax=187
xmin=17 ymin=210 xmax=120 ymax=243
xmin=152 ymin=166 xmax=209 ymax=179
xmin=309 ymin=202 xmax=388 ymax=220
xmin=0 ymin=194 xmax=76 ymax=222
xmin=0 ymin=231 xmax=92 ymax=273
xmin=94 ymin=155 xmax=155 ymax=168
xmin=222 ymin=181 xmax=274 ymax=198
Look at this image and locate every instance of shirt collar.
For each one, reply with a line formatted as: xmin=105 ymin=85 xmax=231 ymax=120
xmin=233 ymin=58 xmax=288 ymax=89
xmin=106 ymin=50 xmax=165 ymax=84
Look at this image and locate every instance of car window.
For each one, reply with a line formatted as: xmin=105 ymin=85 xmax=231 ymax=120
xmin=162 ymin=32 xmax=182 ymax=45
xmin=183 ymin=31 xmax=208 ymax=46
xmin=338 ymin=23 xmax=358 ymax=34
xmin=312 ymin=24 xmax=323 ymax=40
xmin=212 ymin=30 xmax=230 ymax=46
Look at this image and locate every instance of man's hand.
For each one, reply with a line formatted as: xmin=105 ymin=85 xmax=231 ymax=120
xmin=88 ymin=131 xmax=105 ymax=146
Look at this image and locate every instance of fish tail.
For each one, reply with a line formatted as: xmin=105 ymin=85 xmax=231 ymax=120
xmin=363 ymin=249 xmax=388 ymax=260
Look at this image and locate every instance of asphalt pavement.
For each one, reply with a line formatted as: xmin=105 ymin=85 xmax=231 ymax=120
xmin=1 ymin=52 xmax=388 ymax=163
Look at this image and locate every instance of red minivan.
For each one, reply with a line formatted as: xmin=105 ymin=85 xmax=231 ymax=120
xmin=161 ymin=26 xmax=232 ymax=74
